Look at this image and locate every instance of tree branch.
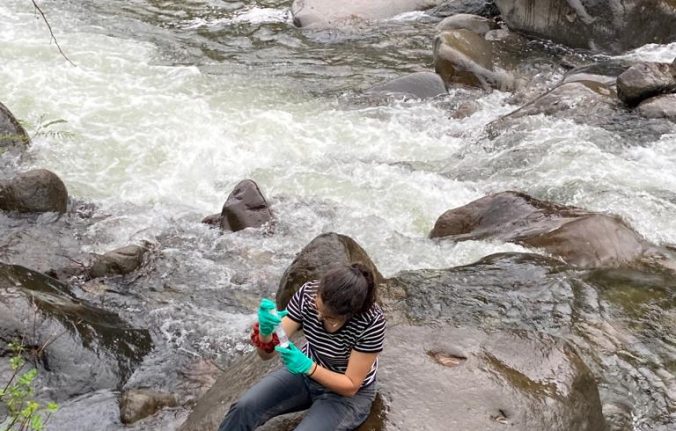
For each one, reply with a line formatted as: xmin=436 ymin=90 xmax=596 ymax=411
xmin=31 ymin=0 xmax=76 ymax=67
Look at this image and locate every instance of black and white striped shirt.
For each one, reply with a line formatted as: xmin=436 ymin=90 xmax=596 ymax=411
xmin=286 ymin=280 xmax=386 ymax=387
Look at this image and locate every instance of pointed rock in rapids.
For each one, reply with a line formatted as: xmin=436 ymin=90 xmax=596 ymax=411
xmin=220 ymin=179 xmax=273 ymax=232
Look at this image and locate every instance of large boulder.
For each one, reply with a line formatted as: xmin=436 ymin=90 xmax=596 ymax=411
xmin=0 ymin=169 xmax=68 ymax=213
xmin=616 ymin=62 xmax=676 ymax=106
xmin=178 ymin=324 xmax=605 ymax=431
xmin=365 ymin=72 xmax=448 ymax=100
xmin=0 ymin=263 xmax=152 ymax=400
xmin=638 ymin=93 xmax=676 ymax=121
xmin=88 ymin=244 xmax=150 ymax=279
xmin=376 ymin=326 xmax=605 ymax=431
xmin=433 ymin=29 xmax=515 ymax=90
xmin=291 ymin=0 xmax=442 ymax=27
xmin=275 ymin=232 xmax=385 ymax=309
xmin=219 ymin=179 xmax=273 ymax=232
xmin=429 ymin=191 xmax=650 ymax=267
xmin=0 ymin=101 xmax=30 ymax=154
xmin=494 ymin=0 xmax=676 ymax=54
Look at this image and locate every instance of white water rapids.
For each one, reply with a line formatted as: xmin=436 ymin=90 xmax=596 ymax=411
xmin=0 ymin=2 xmax=675 ymax=429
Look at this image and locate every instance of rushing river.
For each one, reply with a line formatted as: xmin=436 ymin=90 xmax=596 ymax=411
xmin=0 ymin=1 xmax=675 ymax=430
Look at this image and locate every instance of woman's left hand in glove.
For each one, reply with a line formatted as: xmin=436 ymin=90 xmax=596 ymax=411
xmin=274 ymin=341 xmax=314 ymax=375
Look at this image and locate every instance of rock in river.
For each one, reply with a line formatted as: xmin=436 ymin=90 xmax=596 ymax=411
xmin=430 ymin=191 xmax=650 ymax=267
xmin=0 ymin=169 xmax=68 ymax=213
xmin=275 ymin=232 xmax=385 ymax=309
xmin=0 ymin=263 xmax=152 ymax=400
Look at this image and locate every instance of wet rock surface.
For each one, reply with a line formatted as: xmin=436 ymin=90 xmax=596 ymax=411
xmin=0 ymin=263 xmax=152 ymax=401
xmin=389 ymin=253 xmax=675 ymax=431
xmin=275 ymin=232 xmax=385 ymax=309
xmin=365 ymin=72 xmax=447 ymax=100
xmin=0 ymin=169 xmax=68 ymax=214
xmin=429 ymin=191 xmax=650 ymax=267
xmin=494 ymin=0 xmax=676 ymax=54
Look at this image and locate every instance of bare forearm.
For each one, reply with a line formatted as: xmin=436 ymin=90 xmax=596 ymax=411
xmin=309 ymin=363 xmax=360 ymax=397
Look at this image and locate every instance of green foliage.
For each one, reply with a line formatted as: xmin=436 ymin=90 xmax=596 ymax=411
xmin=0 ymin=341 xmax=59 ymax=431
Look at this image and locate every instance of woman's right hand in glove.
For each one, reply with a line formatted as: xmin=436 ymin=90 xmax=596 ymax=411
xmin=258 ymin=298 xmax=288 ymax=337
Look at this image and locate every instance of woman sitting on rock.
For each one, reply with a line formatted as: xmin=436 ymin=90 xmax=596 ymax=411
xmin=218 ymin=263 xmax=385 ymax=431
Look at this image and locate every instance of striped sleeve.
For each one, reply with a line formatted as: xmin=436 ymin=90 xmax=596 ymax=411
xmin=354 ymin=313 xmax=386 ymax=353
xmin=284 ymin=283 xmax=307 ymax=323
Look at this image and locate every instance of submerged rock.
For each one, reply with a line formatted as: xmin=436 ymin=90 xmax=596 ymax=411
xmin=291 ymin=0 xmax=442 ymax=27
xmin=275 ymin=232 xmax=385 ymax=309
xmin=494 ymin=0 xmax=676 ymax=54
xmin=365 ymin=72 xmax=448 ymax=100
xmin=486 ymin=80 xmax=621 ymax=135
xmin=429 ymin=191 xmax=650 ymax=267
xmin=88 ymin=244 xmax=150 ymax=279
xmin=120 ymin=389 xmax=178 ymax=424
xmin=638 ymin=94 xmax=676 ymax=121
xmin=0 ymin=101 xmax=30 ymax=154
xmin=0 ymin=169 xmax=68 ymax=213
xmin=433 ymin=29 xmax=514 ymax=90
xmin=616 ymin=62 xmax=676 ymax=106
xmin=0 ymin=264 xmax=152 ymax=400
xmin=219 ymin=179 xmax=273 ymax=232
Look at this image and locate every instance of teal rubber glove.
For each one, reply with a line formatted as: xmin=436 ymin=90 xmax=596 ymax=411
xmin=274 ymin=341 xmax=314 ymax=375
xmin=258 ymin=298 xmax=288 ymax=337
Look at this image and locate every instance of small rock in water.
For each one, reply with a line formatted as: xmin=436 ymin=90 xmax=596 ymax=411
xmin=120 ymin=389 xmax=178 ymax=425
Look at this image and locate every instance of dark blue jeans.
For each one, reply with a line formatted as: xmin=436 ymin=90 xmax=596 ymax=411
xmin=217 ymin=368 xmax=377 ymax=431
